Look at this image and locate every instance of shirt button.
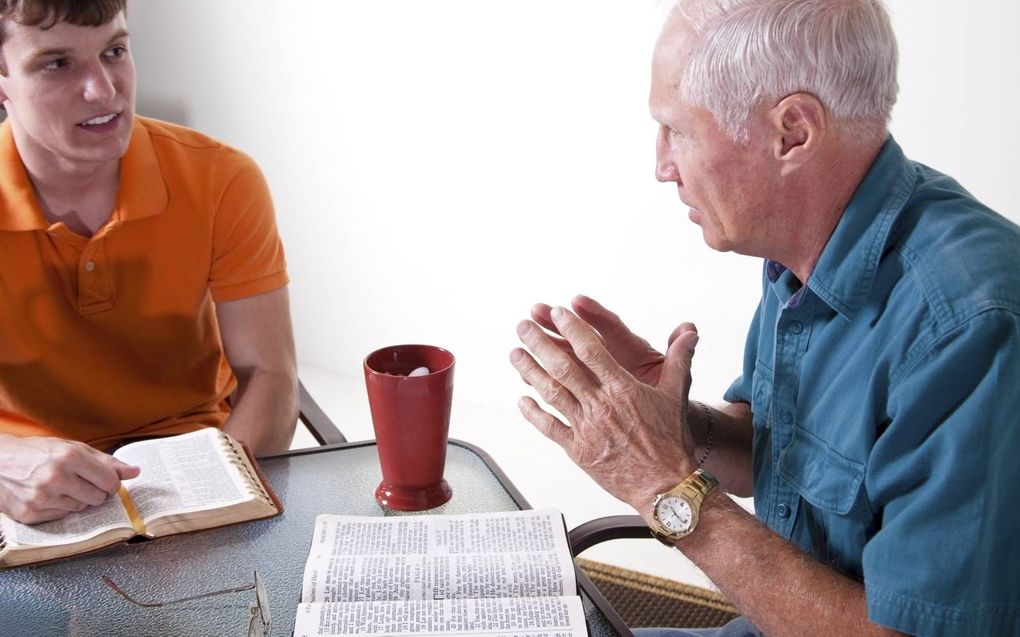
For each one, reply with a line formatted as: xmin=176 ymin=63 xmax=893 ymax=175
xmin=85 ymin=260 xmax=96 ymax=272
xmin=755 ymin=390 xmax=766 ymax=406
xmin=780 ymin=410 xmax=793 ymax=424
xmin=777 ymin=504 xmax=791 ymax=519
xmin=788 ymin=320 xmax=803 ymax=334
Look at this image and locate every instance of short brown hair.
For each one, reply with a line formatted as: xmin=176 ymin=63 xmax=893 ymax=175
xmin=0 ymin=0 xmax=125 ymax=74
xmin=1 ymin=0 xmax=125 ymax=31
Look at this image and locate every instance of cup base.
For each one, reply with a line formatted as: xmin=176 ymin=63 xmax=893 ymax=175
xmin=375 ymin=480 xmax=453 ymax=511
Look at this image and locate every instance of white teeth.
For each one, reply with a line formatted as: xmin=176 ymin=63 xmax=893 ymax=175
xmin=83 ymin=113 xmax=116 ymax=126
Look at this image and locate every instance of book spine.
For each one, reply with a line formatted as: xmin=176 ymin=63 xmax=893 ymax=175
xmin=219 ymin=433 xmax=273 ymax=505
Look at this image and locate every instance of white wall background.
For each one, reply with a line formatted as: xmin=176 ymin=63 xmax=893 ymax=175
xmin=125 ymin=0 xmax=1019 ymax=588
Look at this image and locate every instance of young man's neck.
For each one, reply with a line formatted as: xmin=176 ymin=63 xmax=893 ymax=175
xmin=21 ymin=152 xmax=120 ymax=200
xmin=12 ymin=133 xmax=122 ymax=236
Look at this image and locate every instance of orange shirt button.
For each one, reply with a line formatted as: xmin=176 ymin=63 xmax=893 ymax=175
xmin=85 ymin=260 xmax=96 ymax=272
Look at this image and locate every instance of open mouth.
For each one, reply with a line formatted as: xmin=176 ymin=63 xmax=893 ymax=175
xmin=78 ymin=112 xmax=119 ymax=127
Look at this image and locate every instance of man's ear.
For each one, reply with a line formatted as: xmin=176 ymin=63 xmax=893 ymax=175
xmin=768 ymin=93 xmax=826 ymax=177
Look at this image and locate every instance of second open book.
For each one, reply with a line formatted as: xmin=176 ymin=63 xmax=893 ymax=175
xmin=295 ymin=508 xmax=589 ymax=637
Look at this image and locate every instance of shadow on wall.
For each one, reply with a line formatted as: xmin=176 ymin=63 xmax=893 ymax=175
xmin=137 ymin=99 xmax=189 ymax=127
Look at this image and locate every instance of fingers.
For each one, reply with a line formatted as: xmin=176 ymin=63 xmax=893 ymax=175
xmin=547 ymin=307 xmax=631 ymax=389
xmin=48 ymin=448 xmax=122 ymax=509
xmin=62 ymin=481 xmax=112 ymax=508
xmin=509 ymin=346 xmax=582 ymax=421
xmin=113 ymin=459 xmax=142 ymax=480
xmin=48 ymin=495 xmax=93 ymax=513
xmin=659 ymin=326 xmax=699 ymax=396
xmin=571 ymin=295 xmax=617 ymax=327
xmin=516 ymin=396 xmax=573 ymax=451
xmin=516 ymin=318 xmax=602 ymax=402
xmin=572 ymin=295 xmax=638 ymax=345
xmin=18 ymin=507 xmax=80 ymax=525
xmin=538 ymin=296 xmax=621 ymax=339
xmin=73 ymin=447 xmax=133 ymax=495
xmin=537 ymin=297 xmax=654 ymax=365
xmin=529 ymin=304 xmax=580 ymax=357
xmin=573 ymin=297 xmax=667 ymax=382
xmin=530 ymin=303 xmax=559 ymax=335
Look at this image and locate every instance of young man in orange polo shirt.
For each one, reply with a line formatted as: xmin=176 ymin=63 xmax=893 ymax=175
xmin=0 ymin=1 xmax=298 ymax=524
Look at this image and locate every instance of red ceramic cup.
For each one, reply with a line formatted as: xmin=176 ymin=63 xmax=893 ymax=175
xmin=363 ymin=344 xmax=455 ymax=511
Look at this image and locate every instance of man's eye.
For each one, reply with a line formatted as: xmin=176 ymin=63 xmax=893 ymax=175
xmin=104 ymin=45 xmax=128 ymax=59
xmin=43 ymin=58 xmax=70 ymax=71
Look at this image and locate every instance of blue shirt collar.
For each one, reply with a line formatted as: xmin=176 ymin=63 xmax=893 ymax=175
xmin=778 ymin=137 xmax=916 ymax=320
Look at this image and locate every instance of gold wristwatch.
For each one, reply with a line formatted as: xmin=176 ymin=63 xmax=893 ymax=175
xmin=650 ymin=468 xmax=719 ymax=544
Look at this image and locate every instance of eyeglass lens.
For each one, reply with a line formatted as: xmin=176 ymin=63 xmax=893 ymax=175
xmin=248 ymin=570 xmax=272 ymax=637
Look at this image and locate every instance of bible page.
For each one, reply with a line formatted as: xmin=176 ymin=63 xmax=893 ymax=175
xmin=0 ymin=492 xmax=130 ymax=547
xmin=294 ymin=596 xmax=587 ymax=637
xmin=301 ymin=509 xmax=577 ymax=603
xmin=114 ymin=428 xmax=251 ymax=521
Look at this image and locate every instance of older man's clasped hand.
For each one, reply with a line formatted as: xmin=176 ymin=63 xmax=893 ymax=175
xmin=509 ymin=294 xmax=701 ymax=520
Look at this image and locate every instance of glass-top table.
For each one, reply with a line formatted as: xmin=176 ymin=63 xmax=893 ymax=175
xmin=0 ymin=439 xmax=631 ymax=637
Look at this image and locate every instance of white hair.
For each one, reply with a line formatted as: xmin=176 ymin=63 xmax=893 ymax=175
xmin=674 ymin=0 xmax=898 ymax=143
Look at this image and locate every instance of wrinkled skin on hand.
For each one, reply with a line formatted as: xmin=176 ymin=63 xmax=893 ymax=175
xmin=510 ymin=297 xmax=701 ymax=517
xmin=0 ymin=436 xmax=140 ymax=524
xmin=529 ymin=295 xmax=692 ymax=386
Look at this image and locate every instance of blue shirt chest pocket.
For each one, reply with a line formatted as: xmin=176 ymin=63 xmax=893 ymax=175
xmin=778 ymin=427 xmax=872 ymax=578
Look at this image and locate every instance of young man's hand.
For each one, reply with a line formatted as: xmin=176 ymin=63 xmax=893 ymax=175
xmin=0 ymin=435 xmax=140 ymax=524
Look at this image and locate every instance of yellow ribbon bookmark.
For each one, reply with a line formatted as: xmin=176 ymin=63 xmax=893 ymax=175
xmin=117 ymin=485 xmax=147 ymax=537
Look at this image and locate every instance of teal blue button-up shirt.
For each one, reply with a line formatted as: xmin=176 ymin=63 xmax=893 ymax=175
xmin=724 ymin=138 xmax=1020 ymax=636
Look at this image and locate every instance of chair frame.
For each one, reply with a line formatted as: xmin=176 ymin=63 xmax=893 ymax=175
xmin=569 ymin=514 xmax=651 ymax=555
xmin=298 ymin=380 xmax=347 ymax=445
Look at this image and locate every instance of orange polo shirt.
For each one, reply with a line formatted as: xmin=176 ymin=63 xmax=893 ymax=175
xmin=0 ymin=116 xmax=288 ymax=449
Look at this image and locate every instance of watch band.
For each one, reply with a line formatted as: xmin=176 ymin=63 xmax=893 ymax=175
xmin=650 ymin=468 xmax=719 ymax=545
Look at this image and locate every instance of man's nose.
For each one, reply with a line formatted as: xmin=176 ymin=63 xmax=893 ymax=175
xmin=655 ymin=128 xmax=679 ymax=183
xmin=82 ymin=62 xmax=116 ymax=104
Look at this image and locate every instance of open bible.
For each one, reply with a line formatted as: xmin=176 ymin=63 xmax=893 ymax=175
xmin=294 ymin=508 xmax=589 ymax=637
xmin=0 ymin=428 xmax=280 ymax=569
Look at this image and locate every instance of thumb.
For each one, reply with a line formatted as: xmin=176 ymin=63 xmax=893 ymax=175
xmin=660 ymin=326 xmax=698 ymax=396
xmin=111 ymin=458 xmax=141 ymax=480
xmin=666 ymin=321 xmax=697 ymax=348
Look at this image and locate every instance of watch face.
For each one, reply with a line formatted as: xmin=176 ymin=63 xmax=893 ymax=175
xmin=656 ymin=495 xmax=694 ymax=534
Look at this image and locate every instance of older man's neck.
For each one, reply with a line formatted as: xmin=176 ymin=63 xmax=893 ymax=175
xmin=776 ymin=137 xmax=884 ymax=285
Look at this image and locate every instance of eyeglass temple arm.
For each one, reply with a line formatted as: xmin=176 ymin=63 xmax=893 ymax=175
xmin=101 ymin=575 xmax=255 ymax=607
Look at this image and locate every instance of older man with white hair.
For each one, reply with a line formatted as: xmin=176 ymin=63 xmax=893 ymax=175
xmin=511 ymin=0 xmax=1020 ymax=635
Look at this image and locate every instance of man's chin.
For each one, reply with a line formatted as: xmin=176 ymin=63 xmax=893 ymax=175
xmin=698 ymin=226 xmax=735 ymax=254
xmin=65 ymin=137 xmax=132 ymax=165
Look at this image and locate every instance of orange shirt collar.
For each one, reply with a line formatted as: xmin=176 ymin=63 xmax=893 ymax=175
xmin=0 ymin=120 xmax=47 ymax=231
xmin=116 ymin=117 xmax=169 ymax=223
xmin=0 ymin=117 xmax=168 ymax=232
